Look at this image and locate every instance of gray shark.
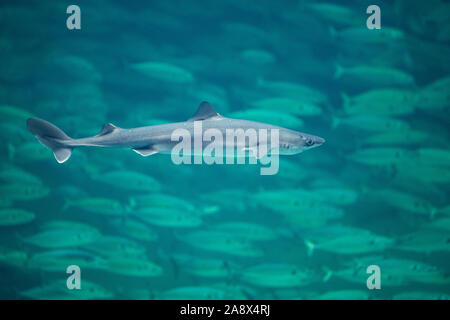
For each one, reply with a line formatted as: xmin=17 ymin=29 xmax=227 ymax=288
xmin=27 ymin=101 xmax=325 ymax=163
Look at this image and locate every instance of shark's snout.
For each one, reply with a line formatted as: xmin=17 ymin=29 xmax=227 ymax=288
xmin=315 ymin=136 xmax=325 ymax=146
xmin=301 ymin=134 xmax=325 ymax=148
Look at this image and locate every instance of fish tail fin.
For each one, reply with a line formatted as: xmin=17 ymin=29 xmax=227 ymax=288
xmin=14 ymin=232 xmax=25 ymax=244
xmin=334 ymin=64 xmax=344 ymax=79
xmin=331 ymin=116 xmax=340 ymax=129
xmin=256 ymin=76 xmax=264 ymax=87
xmin=223 ymin=260 xmax=234 ymax=278
xmin=328 ymin=26 xmax=337 ymax=39
xmin=7 ymin=143 xmax=15 ymax=161
xmin=168 ymin=256 xmax=180 ymax=279
xmin=322 ymin=266 xmax=333 ymax=283
xmin=26 ymin=118 xmax=73 ymax=163
xmin=62 ymin=199 xmax=72 ymax=212
xmin=360 ymin=185 xmax=369 ymax=195
xmin=117 ymin=57 xmax=130 ymax=73
xmin=304 ymin=240 xmax=315 ymax=257
xmin=241 ymin=288 xmax=256 ymax=300
xmin=125 ymin=197 xmax=136 ymax=213
xmin=430 ymin=207 xmax=437 ymax=219
xmin=341 ymin=92 xmax=351 ymax=112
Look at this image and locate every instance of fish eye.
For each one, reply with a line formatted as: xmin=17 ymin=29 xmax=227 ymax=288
xmin=305 ymin=138 xmax=314 ymax=147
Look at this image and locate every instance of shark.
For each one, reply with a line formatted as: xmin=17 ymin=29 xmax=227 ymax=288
xmin=26 ymin=101 xmax=325 ymax=163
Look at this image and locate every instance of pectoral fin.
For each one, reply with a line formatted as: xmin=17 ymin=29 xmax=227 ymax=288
xmin=132 ymin=146 xmax=159 ymax=156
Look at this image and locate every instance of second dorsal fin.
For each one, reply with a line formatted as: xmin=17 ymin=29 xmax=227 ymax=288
xmin=188 ymin=101 xmax=222 ymax=121
xmin=96 ymin=123 xmax=120 ymax=136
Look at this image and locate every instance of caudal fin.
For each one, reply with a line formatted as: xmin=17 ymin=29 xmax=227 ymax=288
xmin=333 ymin=64 xmax=345 ymax=79
xmin=341 ymin=92 xmax=351 ymax=112
xmin=26 ymin=118 xmax=73 ymax=163
xmin=304 ymin=240 xmax=315 ymax=257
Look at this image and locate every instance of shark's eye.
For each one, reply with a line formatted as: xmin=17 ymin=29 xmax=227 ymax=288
xmin=305 ymin=138 xmax=314 ymax=147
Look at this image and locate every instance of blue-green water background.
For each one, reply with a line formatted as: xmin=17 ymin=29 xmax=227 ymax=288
xmin=0 ymin=0 xmax=449 ymax=299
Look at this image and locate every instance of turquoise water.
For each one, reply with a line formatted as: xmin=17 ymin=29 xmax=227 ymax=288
xmin=0 ymin=0 xmax=449 ymax=299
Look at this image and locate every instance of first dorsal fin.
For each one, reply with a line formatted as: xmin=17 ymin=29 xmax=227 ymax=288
xmin=188 ymin=101 xmax=222 ymax=121
xmin=96 ymin=123 xmax=120 ymax=136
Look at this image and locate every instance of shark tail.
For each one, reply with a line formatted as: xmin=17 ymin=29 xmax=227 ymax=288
xmin=26 ymin=118 xmax=73 ymax=163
